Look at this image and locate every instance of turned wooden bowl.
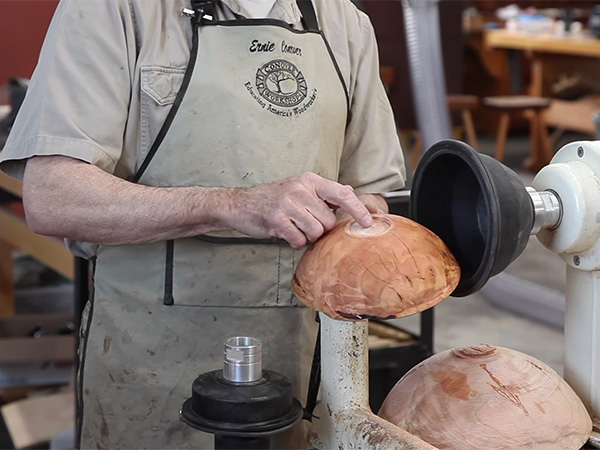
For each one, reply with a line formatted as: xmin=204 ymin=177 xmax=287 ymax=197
xmin=379 ymin=344 xmax=593 ymax=450
xmin=292 ymin=214 xmax=460 ymax=320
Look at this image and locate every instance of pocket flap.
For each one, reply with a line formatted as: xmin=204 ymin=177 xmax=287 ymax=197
xmin=141 ymin=66 xmax=186 ymax=106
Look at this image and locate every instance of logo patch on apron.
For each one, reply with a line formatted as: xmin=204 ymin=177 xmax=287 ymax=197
xmin=256 ymin=59 xmax=307 ymax=107
xmin=244 ymin=59 xmax=318 ymax=117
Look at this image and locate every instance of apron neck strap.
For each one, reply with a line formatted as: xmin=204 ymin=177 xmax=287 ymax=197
xmin=297 ymin=0 xmax=319 ymax=31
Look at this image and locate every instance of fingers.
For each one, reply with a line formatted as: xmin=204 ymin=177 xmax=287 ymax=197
xmin=364 ymin=203 xmax=378 ymax=214
xmin=359 ymin=193 xmax=388 ymax=215
xmin=307 ymin=175 xmax=372 ymax=228
xmin=276 ymin=218 xmax=309 ymax=250
xmin=273 ymin=209 xmax=330 ymax=249
xmin=291 ymin=214 xmax=325 ymax=246
xmin=279 ymin=196 xmax=335 ymax=248
xmin=226 ymin=173 xmax=372 ymax=249
xmin=302 ymin=194 xmax=339 ymax=232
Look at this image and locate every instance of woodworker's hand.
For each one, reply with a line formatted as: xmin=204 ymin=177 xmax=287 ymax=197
xmin=335 ymin=193 xmax=388 ymax=223
xmin=225 ymin=172 xmax=372 ymax=249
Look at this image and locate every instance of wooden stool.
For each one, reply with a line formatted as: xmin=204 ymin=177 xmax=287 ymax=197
xmin=447 ymin=94 xmax=479 ymax=150
xmin=408 ymin=94 xmax=480 ymax=171
xmin=483 ymin=95 xmax=553 ymax=172
xmin=378 ymin=66 xmax=480 ymax=171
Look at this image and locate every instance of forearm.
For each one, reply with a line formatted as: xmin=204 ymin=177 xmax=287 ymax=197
xmin=23 ymin=156 xmax=373 ymax=248
xmin=23 ymin=156 xmax=233 ymax=245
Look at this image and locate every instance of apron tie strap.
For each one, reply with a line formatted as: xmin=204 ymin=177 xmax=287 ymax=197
xmin=297 ymin=0 xmax=319 ymax=32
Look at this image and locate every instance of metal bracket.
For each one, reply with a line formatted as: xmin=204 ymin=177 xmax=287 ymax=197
xmin=181 ymin=1 xmax=217 ymax=24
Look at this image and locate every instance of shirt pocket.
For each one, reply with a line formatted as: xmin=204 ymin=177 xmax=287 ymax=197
xmin=139 ymin=66 xmax=186 ymax=160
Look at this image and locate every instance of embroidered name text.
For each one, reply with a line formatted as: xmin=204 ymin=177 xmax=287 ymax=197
xmin=249 ymin=39 xmax=275 ymax=53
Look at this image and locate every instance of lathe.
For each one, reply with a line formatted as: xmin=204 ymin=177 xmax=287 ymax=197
xmin=180 ymin=139 xmax=600 ymax=449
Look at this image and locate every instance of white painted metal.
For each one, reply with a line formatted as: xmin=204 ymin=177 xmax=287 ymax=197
xmin=532 ymin=140 xmax=600 ymax=424
xmin=564 ymin=268 xmax=600 ymax=422
xmin=534 ymin=162 xmax=600 ymax=255
xmin=309 ymin=313 xmax=437 ymax=450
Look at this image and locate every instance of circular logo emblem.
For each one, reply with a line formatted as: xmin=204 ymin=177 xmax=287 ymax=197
xmin=255 ymin=59 xmax=308 ymax=107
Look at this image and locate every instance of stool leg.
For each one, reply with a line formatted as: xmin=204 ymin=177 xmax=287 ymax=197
xmin=452 ymin=126 xmax=462 ymax=140
xmin=549 ymin=127 xmax=565 ymax=148
xmin=538 ymin=111 xmax=554 ymax=165
xmin=494 ymin=112 xmax=510 ymax=162
xmin=410 ymin=133 xmax=423 ymax=172
xmin=525 ymin=110 xmax=540 ymax=171
xmin=398 ymin=130 xmax=412 ymax=150
xmin=462 ymin=109 xmax=479 ymax=150
xmin=524 ymin=110 xmax=553 ymax=172
xmin=0 ymin=240 xmax=15 ymax=316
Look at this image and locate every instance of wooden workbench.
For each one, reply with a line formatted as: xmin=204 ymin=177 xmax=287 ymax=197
xmin=486 ymin=29 xmax=600 ymax=58
xmin=485 ymin=29 xmax=600 ymax=137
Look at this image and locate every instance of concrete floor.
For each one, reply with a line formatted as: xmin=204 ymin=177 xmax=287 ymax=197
xmin=390 ymin=130 xmax=592 ymax=376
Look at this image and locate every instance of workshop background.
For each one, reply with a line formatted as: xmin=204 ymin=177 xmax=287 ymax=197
xmin=0 ymin=0 xmax=599 ymax=448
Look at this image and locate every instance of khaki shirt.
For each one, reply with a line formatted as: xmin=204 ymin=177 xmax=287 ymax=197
xmin=0 ymin=0 xmax=405 ymax=254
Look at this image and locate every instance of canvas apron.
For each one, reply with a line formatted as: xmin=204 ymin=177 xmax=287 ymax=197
xmin=78 ymin=1 xmax=349 ymax=448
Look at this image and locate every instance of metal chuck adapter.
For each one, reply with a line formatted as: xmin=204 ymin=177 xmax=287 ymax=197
xmin=180 ymin=337 xmax=303 ymax=449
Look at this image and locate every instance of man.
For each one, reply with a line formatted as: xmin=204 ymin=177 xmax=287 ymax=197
xmin=0 ymin=0 xmax=405 ymax=448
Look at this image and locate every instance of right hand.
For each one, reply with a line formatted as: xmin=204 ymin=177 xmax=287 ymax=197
xmin=225 ymin=172 xmax=372 ymax=249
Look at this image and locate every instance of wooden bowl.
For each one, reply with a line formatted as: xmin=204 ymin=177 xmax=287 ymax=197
xmin=379 ymin=344 xmax=593 ymax=450
xmin=291 ymin=214 xmax=460 ymax=320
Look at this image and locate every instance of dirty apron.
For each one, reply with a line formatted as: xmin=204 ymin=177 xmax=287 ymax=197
xmin=78 ymin=0 xmax=349 ymax=449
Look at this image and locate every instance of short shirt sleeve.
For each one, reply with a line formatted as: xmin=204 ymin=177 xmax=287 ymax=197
xmin=0 ymin=0 xmax=136 ymax=180
xmin=338 ymin=11 xmax=406 ymax=195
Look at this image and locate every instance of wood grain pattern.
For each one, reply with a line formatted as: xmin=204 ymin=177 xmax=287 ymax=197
xmin=379 ymin=344 xmax=593 ymax=450
xmin=292 ymin=215 xmax=460 ymax=321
